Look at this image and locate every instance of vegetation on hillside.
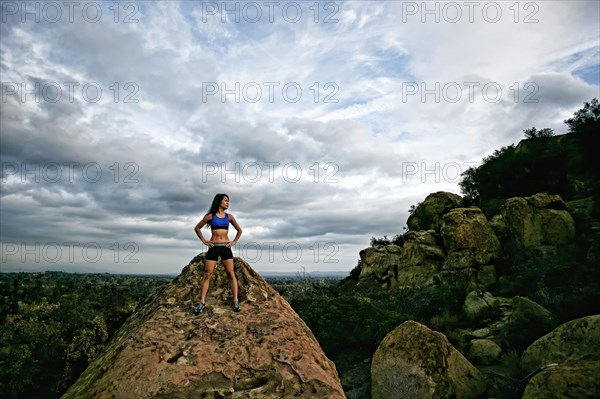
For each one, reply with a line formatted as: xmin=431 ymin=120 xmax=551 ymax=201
xmin=459 ymin=98 xmax=599 ymax=206
xmin=0 ymin=272 xmax=170 ymax=399
xmin=271 ymin=276 xmax=470 ymax=398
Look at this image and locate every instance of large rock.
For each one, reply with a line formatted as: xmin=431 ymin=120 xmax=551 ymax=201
xmin=522 ymin=314 xmax=600 ymax=398
xmin=462 ymin=290 xmax=498 ymax=321
xmin=455 ymin=296 xmax=558 ymax=360
xmin=371 ymin=320 xmax=486 ymax=399
xmin=407 ymin=192 xmax=463 ymax=232
xmin=497 ymin=296 xmax=557 ymax=350
xmin=565 ymin=196 xmax=595 ymax=231
xmin=521 ymin=314 xmax=600 ymax=374
xmin=358 ymin=232 xmax=444 ymax=288
xmin=61 ymin=255 xmax=346 ymax=399
xmin=469 ymin=339 xmax=502 ymax=365
xmin=522 ymin=360 xmax=600 ymax=399
xmin=441 ymin=207 xmax=501 ymax=269
xmin=501 ymin=193 xmax=575 ymax=248
xmin=358 ymin=245 xmax=403 ymax=287
xmin=394 ymin=230 xmax=444 ymax=288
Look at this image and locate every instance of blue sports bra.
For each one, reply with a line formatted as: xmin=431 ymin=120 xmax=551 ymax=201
xmin=210 ymin=213 xmax=230 ymax=230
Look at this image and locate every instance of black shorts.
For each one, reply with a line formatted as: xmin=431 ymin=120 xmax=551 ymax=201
xmin=206 ymin=244 xmax=234 ymax=261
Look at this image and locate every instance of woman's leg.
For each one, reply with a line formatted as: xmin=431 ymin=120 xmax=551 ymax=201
xmin=223 ymin=259 xmax=238 ymax=301
xmin=200 ymin=260 xmax=217 ymax=303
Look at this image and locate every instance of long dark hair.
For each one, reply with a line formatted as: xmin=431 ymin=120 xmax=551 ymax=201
xmin=205 ymin=193 xmax=229 ymax=229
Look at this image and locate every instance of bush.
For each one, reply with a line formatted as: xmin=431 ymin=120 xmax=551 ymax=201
xmin=523 ymin=127 xmax=554 ymax=139
xmin=459 ymin=99 xmax=599 ymax=203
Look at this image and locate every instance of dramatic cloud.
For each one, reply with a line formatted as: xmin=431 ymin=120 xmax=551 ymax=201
xmin=1 ymin=1 xmax=598 ymax=274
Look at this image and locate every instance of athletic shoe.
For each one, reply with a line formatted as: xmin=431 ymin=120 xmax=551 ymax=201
xmin=194 ymin=302 xmax=206 ymax=314
xmin=232 ymin=300 xmax=240 ymax=312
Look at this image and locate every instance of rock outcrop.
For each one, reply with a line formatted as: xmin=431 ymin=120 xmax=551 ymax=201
xmin=358 ymin=192 xmax=503 ymax=291
xmin=358 ymin=245 xmax=403 ymax=285
xmin=521 ymin=314 xmax=600 ymax=373
xmin=501 ymin=193 xmax=575 ymax=249
xmin=407 ymin=191 xmax=463 ymax=231
xmin=462 ymin=290 xmax=497 ymax=321
xmin=468 ymin=339 xmax=502 ymax=365
xmin=61 ymin=255 xmax=346 ymax=399
xmin=520 ymin=315 xmax=600 ymax=398
xmin=358 ymin=192 xmax=582 ymax=293
xmin=358 ymin=231 xmax=444 ymax=288
xmin=453 ymin=295 xmax=558 ymax=366
xmin=441 ymin=207 xmax=501 ymax=269
xmin=371 ymin=320 xmax=486 ymax=399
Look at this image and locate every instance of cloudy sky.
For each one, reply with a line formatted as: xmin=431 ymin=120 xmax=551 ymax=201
xmin=1 ymin=0 xmax=599 ymax=274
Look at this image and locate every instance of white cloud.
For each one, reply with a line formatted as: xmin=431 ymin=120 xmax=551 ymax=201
xmin=1 ymin=0 xmax=598 ymax=274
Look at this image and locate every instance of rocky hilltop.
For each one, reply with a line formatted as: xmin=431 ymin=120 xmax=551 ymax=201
xmin=358 ymin=191 xmax=587 ymax=291
xmin=61 ymin=255 xmax=346 ymax=399
xmin=360 ymin=191 xmax=599 ymax=398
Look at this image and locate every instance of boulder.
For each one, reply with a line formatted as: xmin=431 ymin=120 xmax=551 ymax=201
xmin=566 ymin=196 xmax=596 ymax=233
xmin=371 ymin=320 xmax=486 ymax=399
xmin=359 ymin=231 xmax=444 ymax=288
xmin=394 ymin=230 xmax=444 ymax=288
xmin=358 ymin=245 xmax=403 ymax=287
xmin=407 ymin=192 xmax=463 ymax=232
xmin=521 ymin=314 xmax=600 ymax=374
xmin=476 ymin=265 xmax=497 ymax=290
xmin=489 ymin=214 xmax=509 ymax=241
xmin=501 ymin=193 xmax=575 ymax=248
xmin=462 ymin=290 xmax=498 ymax=321
xmin=479 ymin=197 xmax=506 ymax=220
xmin=61 ymin=255 xmax=346 ymax=399
xmin=401 ymin=230 xmax=445 ymax=264
xmin=497 ymin=296 xmax=558 ymax=350
xmin=469 ymin=339 xmax=502 ymax=365
xmin=522 ymin=360 xmax=600 ymax=398
xmin=441 ymin=207 xmax=501 ymax=269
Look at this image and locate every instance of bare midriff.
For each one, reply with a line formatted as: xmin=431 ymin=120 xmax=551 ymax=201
xmin=210 ymin=229 xmax=229 ymax=243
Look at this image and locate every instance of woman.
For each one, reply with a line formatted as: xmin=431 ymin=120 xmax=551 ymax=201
xmin=193 ymin=193 xmax=242 ymax=313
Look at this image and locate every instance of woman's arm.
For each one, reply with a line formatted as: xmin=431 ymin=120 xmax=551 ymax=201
xmin=194 ymin=214 xmax=212 ymax=246
xmin=227 ymin=214 xmax=243 ymax=247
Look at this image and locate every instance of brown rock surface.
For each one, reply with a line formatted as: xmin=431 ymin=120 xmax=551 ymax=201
xmin=61 ymin=254 xmax=346 ymax=399
xmin=371 ymin=320 xmax=486 ymax=399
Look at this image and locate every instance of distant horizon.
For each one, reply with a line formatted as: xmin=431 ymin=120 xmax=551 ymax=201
xmin=0 ymin=262 xmax=352 ymax=277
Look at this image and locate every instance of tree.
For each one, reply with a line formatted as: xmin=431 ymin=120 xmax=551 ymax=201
xmin=459 ymin=166 xmax=479 ymax=203
xmin=370 ymin=235 xmax=391 ymax=246
xmin=61 ymin=318 xmax=108 ymax=390
xmin=523 ymin=127 xmax=555 ymax=139
xmin=564 ymin=98 xmax=599 ymax=132
xmin=408 ymin=203 xmax=421 ymax=214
